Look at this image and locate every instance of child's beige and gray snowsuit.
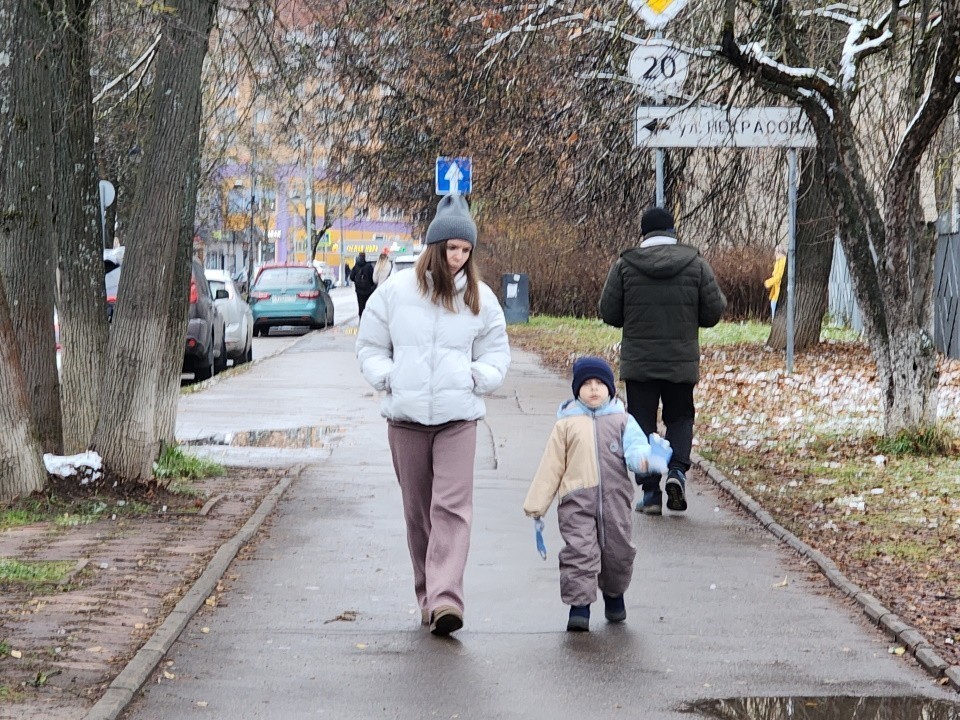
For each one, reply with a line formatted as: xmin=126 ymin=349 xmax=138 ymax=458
xmin=524 ymin=398 xmax=649 ymax=606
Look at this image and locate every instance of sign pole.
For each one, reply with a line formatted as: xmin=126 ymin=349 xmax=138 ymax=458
xmin=786 ymin=148 xmax=797 ymax=374
xmin=654 ymin=30 xmax=665 ymax=206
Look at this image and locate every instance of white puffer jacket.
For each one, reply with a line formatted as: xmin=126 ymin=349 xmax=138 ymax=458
xmin=356 ymin=266 xmax=511 ymax=425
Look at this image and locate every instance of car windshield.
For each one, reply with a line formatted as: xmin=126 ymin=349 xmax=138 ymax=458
xmin=255 ymin=268 xmax=316 ymax=288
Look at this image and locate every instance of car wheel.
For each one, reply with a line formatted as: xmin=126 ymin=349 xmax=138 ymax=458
xmin=214 ymin=336 xmax=227 ymax=373
xmin=253 ymin=326 xmax=262 ymax=337
xmin=194 ymin=340 xmax=214 ymax=381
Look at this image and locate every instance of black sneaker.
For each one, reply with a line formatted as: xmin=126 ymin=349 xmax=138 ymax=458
xmin=567 ymin=604 xmax=590 ymax=632
xmin=665 ymin=469 xmax=688 ymax=512
xmin=603 ymin=594 xmax=626 ymax=623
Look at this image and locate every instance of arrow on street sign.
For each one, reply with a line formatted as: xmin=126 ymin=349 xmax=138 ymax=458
xmin=435 ymin=157 xmax=473 ymax=195
xmin=635 ymin=106 xmax=816 ymax=148
xmin=445 ymin=162 xmax=463 ymax=195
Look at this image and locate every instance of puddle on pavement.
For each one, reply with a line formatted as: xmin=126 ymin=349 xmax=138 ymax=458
xmin=685 ymin=696 xmax=960 ymax=720
xmin=185 ymin=426 xmax=344 ymax=449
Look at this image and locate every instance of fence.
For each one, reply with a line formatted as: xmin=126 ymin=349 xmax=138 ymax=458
xmin=828 ymin=232 xmax=960 ymax=358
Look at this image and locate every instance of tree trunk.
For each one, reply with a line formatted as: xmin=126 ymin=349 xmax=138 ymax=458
xmin=155 ymin=223 xmax=195 ymax=447
xmin=47 ymin=0 xmax=107 ymax=453
xmin=876 ymin=179 xmax=939 ymax=433
xmin=0 ymin=281 xmax=47 ymax=501
xmin=0 ymin=0 xmax=48 ymax=500
xmin=0 ymin=0 xmax=62 ymax=454
xmin=90 ymin=0 xmax=218 ymax=480
xmin=767 ymin=151 xmax=835 ymax=351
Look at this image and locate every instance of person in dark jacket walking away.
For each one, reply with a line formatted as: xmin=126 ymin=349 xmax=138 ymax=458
xmin=599 ymin=207 xmax=726 ymax=516
xmin=350 ymin=252 xmax=375 ymax=319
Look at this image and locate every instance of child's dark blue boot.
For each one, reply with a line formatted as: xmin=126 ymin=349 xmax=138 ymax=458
xmin=603 ymin=594 xmax=626 ymax=623
xmin=567 ymin=604 xmax=590 ymax=632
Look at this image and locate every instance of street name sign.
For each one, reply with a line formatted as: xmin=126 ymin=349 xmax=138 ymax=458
xmin=627 ymin=0 xmax=689 ymax=29
xmin=628 ymin=39 xmax=689 ymax=97
xmin=635 ymin=106 xmax=816 ymax=148
xmin=435 ymin=156 xmax=473 ymax=195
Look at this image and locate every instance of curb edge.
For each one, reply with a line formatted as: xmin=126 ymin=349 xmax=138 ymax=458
xmin=82 ymin=463 xmax=306 ymax=720
xmin=692 ymin=452 xmax=959 ymax=693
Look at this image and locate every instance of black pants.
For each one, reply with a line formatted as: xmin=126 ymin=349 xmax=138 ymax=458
xmin=625 ymin=380 xmax=695 ymax=492
xmin=356 ymin=291 xmax=373 ymax=319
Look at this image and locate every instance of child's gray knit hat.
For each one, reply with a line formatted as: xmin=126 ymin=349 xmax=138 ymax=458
xmin=425 ymin=194 xmax=477 ymax=247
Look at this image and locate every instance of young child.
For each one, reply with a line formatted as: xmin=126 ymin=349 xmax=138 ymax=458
xmin=523 ymin=356 xmax=671 ymax=632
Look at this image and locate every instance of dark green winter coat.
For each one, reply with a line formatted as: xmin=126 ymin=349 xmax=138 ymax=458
xmin=599 ymin=240 xmax=726 ymax=384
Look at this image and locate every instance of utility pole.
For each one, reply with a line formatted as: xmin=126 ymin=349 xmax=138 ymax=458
xmin=306 ymin=139 xmax=314 ymax=264
xmin=246 ymin=143 xmax=257 ymax=289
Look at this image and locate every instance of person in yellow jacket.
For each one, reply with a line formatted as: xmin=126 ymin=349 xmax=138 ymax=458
xmin=764 ymin=243 xmax=787 ymax=319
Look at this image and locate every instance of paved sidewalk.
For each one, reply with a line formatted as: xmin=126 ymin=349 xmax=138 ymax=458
xmin=122 ymin=319 xmax=955 ymax=719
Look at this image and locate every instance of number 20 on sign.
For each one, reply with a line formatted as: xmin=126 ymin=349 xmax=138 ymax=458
xmin=628 ymin=39 xmax=689 ymax=98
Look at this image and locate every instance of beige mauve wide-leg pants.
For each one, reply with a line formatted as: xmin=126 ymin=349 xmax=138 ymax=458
xmin=387 ymin=420 xmax=478 ymax=616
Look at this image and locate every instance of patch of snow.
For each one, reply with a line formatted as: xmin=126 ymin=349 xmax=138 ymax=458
xmin=741 ymin=42 xmax=836 ymax=87
xmin=43 ymin=451 xmax=104 ymax=485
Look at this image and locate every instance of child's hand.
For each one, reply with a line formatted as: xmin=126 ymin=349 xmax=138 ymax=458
xmin=647 ymin=433 xmax=672 ymax=474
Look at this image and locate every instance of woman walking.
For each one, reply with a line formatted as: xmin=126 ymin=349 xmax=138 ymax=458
xmin=372 ymin=250 xmax=393 ymax=287
xmin=356 ymin=194 xmax=510 ymax=636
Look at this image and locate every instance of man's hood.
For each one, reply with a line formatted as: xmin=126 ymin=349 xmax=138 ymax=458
xmin=621 ymin=242 xmax=699 ymax=279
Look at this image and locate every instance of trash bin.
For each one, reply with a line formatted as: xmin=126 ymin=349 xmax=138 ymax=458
xmin=502 ymin=273 xmax=529 ymax=324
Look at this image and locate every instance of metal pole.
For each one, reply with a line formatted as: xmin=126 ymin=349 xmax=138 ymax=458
xmin=786 ymin=148 xmax=798 ymax=374
xmin=99 ymin=193 xmax=108 ymax=249
xmin=306 ymin=145 xmax=314 ymax=263
xmin=654 ymin=30 xmax=665 ymax=207
xmin=656 ymin=150 xmax=665 ymax=206
xmin=246 ymin=145 xmax=256 ymax=288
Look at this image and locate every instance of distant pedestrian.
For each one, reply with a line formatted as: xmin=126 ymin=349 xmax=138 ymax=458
xmin=372 ymin=251 xmax=393 ymax=287
xmin=764 ymin=242 xmax=786 ymax=319
xmin=599 ymin=206 xmax=726 ymax=516
xmin=356 ymin=194 xmax=511 ymax=636
xmin=350 ymin=253 xmax=375 ymax=318
xmin=343 ymin=263 xmax=351 ymax=287
xmin=523 ymin=356 xmax=671 ymax=632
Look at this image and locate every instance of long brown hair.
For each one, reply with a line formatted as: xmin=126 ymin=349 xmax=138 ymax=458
xmin=415 ymin=241 xmax=482 ymax=315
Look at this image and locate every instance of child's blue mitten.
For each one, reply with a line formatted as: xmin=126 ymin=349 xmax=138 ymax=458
xmin=534 ymin=518 xmax=547 ymax=560
xmin=647 ymin=433 xmax=672 ymax=474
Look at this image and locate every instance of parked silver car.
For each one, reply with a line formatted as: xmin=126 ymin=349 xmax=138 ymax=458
xmin=205 ymin=268 xmax=254 ymax=365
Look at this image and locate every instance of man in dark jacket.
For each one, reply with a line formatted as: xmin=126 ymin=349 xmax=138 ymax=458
xmin=599 ymin=207 xmax=726 ymax=516
xmin=350 ymin=252 xmax=376 ymax=320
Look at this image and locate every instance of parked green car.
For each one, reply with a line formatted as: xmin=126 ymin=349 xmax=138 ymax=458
xmin=249 ymin=264 xmax=335 ymax=336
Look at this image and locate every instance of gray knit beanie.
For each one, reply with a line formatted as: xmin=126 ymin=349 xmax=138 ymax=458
xmin=425 ymin=194 xmax=477 ymax=247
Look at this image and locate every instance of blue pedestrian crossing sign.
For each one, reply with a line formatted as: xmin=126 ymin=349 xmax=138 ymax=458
xmin=435 ymin=156 xmax=472 ymax=195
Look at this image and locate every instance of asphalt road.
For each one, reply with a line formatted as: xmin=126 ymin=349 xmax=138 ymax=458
xmin=126 ymin=287 xmax=956 ymax=720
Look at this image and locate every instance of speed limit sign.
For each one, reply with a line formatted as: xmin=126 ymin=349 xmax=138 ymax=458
xmin=628 ymin=39 xmax=689 ymax=98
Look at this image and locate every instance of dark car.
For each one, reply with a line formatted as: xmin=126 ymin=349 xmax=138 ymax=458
xmin=248 ymin=264 xmax=335 ymax=336
xmin=183 ymin=259 xmax=227 ymax=380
